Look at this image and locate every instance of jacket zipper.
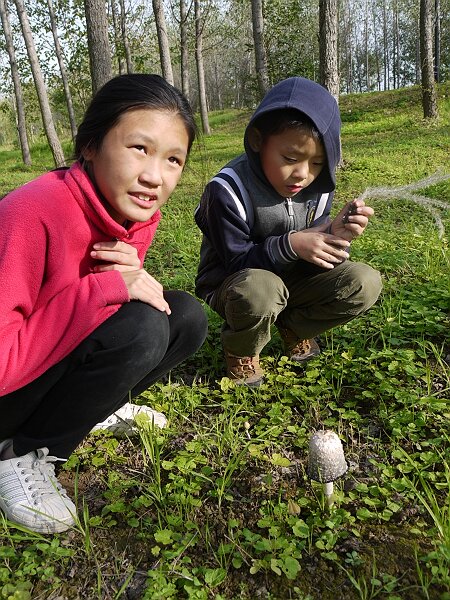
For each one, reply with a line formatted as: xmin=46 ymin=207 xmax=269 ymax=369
xmin=285 ymin=197 xmax=294 ymax=229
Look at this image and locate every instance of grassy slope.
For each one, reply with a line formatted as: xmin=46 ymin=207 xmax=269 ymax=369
xmin=1 ymin=83 xmax=450 ymax=600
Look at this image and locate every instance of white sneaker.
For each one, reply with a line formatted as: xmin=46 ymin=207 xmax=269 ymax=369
xmin=90 ymin=402 xmax=167 ymax=436
xmin=0 ymin=441 xmax=76 ymax=533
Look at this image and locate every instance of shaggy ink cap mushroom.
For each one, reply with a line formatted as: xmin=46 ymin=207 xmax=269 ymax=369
xmin=307 ymin=430 xmax=348 ymax=483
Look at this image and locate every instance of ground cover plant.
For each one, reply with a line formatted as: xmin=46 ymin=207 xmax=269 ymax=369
xmin=0 ymin=83 xmax=449 ymax=599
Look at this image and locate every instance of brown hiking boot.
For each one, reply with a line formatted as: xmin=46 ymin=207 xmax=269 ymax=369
xmin=278 ymin=327 xmax=321 ymax=362
xmin=224 ymin=350 xmax=264 ymax=387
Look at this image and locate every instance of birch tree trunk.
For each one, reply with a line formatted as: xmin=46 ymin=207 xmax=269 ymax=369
xmin=383 ymin=0 xmax=390 ymax=89
xmin=392 ymin=0 xmax=400 ymax=88
xmin=0 ymin=0 xmax=31 ymax=165
xmin=434 ymin=0 xmax=440 ymax=82
xmin=250 ymin=0 xmax=269 ymax=99
xmin=420 ymin=0 xmax=439 ymax=118
xmin=111 ymin=0 xmax=125 ymax=74
xmin=319 ymin=0 xmax=340 ymax=101
xmin=152 ymin=0 xmax=174 ymax=85
xmin=180 ymin=0 xmax=190 ymax=99
xmin=47 ymin=0 xmax=77 ymax=140
xmin=194 ymin=0 xmax=210 ymax=135
xmin=119 ymin=0 xmax=133 ymax=73
xmin=84 ymin=0 xmax=113 ymax=94
xmin=13 ymin=0 xmax=65 ymax=166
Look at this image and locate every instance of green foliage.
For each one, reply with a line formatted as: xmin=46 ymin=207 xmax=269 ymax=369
xmin=0 ymin=83 xmax=449 ymax=599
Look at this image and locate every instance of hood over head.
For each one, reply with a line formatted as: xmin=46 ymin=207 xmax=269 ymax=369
xmin=244 ymin=77 xmax=341 ymax=194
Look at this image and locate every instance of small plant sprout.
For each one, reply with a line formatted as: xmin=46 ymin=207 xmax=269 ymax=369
xmin=307 ymin=430 xmax=348 ymax=508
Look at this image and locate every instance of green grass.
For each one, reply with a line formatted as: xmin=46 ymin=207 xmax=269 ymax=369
xmin=1 ymin=82 xmax=450 ymax=599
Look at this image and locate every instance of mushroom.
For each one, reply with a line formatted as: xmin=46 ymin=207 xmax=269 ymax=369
xmin=307 ymin=430 xmax=348 ymax=508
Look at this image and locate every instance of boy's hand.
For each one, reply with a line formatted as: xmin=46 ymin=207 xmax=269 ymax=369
xmin=90 ymin=240 xmax=141 ymax=272
xmin=289 ymin=230 xmax=350 ymax=269
xmin=331 ymin=200 xmax=374 ymax=242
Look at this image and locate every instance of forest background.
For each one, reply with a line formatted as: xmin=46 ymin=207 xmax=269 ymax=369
xmin=1 ymin=0 xmax=450 ymax=599
xmin=0 ymin=0 xmax=449 ymax=157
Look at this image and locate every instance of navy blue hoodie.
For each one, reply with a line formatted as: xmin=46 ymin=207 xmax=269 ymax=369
xmin=195 ymin=77 xmax=342 ymax=303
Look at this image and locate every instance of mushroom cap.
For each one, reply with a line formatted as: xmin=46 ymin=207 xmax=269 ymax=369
xmin=307 ymin=430 xmax=348 ymax=483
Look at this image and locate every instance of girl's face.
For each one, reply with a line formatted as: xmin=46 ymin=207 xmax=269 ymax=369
xmin=83 ymin=108 xmax=190 ymax=224
xmin=253 ymin=127 xmax=325 ymax=198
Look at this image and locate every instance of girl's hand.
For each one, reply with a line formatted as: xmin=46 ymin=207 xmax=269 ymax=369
xmin=91 ymin=241 xmax=171 ymax=314
xmin=331 ymin=200 xmax=374 ymax=242
xmin=121 ymin=269 xmax=171 ymax=314
xmin=289 ymin=230 xmax=350 ymax=269
xmin=91 ymin=240 xmax=141 ymax=272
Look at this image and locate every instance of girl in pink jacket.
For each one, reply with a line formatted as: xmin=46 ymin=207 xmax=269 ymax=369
xmin=0 ymin=74 xmax=207 ymax=533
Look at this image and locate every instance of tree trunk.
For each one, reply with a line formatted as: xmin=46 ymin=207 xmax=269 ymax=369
xmin=119 ymin=0 xmax=133 ymax=73
xmin=111 ymin=0 xmax=125 ymax=75
xmin=420 ymin=0 xmax=439 ymax=118
xmin=180 ymin=0 xmax=190 ymax=100
xmin=250 ymin=0 xmax=269 ymax=99
xmin=194 ymin=0 xmax=210 ymax=135
xmin=319 ymin=0 xmax=340 ymax=101
xmin=383 ymin=0 xmax=389 ymax=89
xmin=47 ymin=0 xmax=77 ymax=140
xmin=372 ymin=1 xmax=381 ymax=90
xmin=415 ymin=17 xmax=421 ymax=84
xmin=434 ymin=0 xmax=440 ymax=82
xmin=84 ymin=0 xmax=113 ymax=94
xmin=392 ymin=0 xmax=400 ymax=88
xmin=364 ymin=0 xmax=369 ymax=91
xmin=13 ymin=0 xmax=65 ymax=166
xmin=152 ymin=0 xmax=174 ymax=85
xmin=0 ymin=0 xmax=31 ymax=165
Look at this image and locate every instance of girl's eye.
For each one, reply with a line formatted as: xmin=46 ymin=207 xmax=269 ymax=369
xmin=169 ymin=156 xmax=183 ymax=166
xmin=134 ymin=145 xmax=146 ymax=153
xmin=283 ymin=156 xmax=296 ymax=163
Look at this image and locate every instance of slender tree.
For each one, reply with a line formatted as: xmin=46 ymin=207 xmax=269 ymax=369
xmin=194 ymin=0 xmax=210 ymax=134
xmin=119 ymin=0 xmax=133 ymax=72
xmin=250 ymin=0 xmax=269 ymax=98
xmin=179 ymin=0 xmax=190 ymax=99
xmin=0 ymin=0 xmax=31 ymax=165
xmin=420 ymin=0 xmax=439 ymax=117
xmin=319 ymin=0 xmax=339 ymax=100
xmin=13 ymin=0 xmax=65 ymax=166
xmin=152 ymin=0 xmax=174 ymax=85
xmin=47 ymin=0 xmax=77 ymax=140
xmin=434 ymin=0 xmax=440 ymax=82
xmin=84 ymin=0 xmax=113 ymax=93
xmin=111 ymin=0 xmax=125 ymax=74
xmin=383 ymin=0 xmax=390 ymax=89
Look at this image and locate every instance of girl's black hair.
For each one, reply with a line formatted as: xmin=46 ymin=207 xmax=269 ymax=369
xmin=75 ymin=74 xmax=197 ymax=160
xmin=251 ymin=108 xmax=321 ymax=140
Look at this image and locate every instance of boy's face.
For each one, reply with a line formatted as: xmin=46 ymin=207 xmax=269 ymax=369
xmin=252 ymin=127 xmax=325 ymax=198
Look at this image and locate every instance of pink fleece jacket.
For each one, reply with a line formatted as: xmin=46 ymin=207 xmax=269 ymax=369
xmin=0 ymin=162 xmax=160 ymax=396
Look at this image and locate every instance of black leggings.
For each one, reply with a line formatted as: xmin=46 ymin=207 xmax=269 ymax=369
xmin=0 ymin=291 xmax=207 ymax=458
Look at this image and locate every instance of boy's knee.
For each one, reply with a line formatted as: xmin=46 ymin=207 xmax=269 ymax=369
xmin=344 ymin=262 xmax=382 ymax=311
xmin=225 ymin=269 xmax=288 ymax=316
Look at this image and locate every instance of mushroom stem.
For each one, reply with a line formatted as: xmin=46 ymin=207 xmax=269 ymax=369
xmin=324 ymin=481 xmax=334 ymax=507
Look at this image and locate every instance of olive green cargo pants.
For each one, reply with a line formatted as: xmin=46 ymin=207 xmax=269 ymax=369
xmin=209 ymin=261 xmax=382 ymax=357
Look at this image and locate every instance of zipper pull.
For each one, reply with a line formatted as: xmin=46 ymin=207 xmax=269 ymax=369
xmin=285 ymin=197 xmax=294 ymax=227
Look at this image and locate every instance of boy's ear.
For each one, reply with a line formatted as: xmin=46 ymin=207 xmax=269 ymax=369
xmin=247 ymin=127 xmax=263 ymax=152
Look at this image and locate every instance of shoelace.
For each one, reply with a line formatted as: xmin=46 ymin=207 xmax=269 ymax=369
xmin=234 ymin=357 xmax=257 ymax=375
xmin=18 ymin=449 xmax=65 ymax=504
xmin=292 ymin=340 xmax=311 ymax=355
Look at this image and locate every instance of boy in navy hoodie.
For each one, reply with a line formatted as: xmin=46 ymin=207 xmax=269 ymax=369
xmin=195 ymin=77 xmax=382 ymax=386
